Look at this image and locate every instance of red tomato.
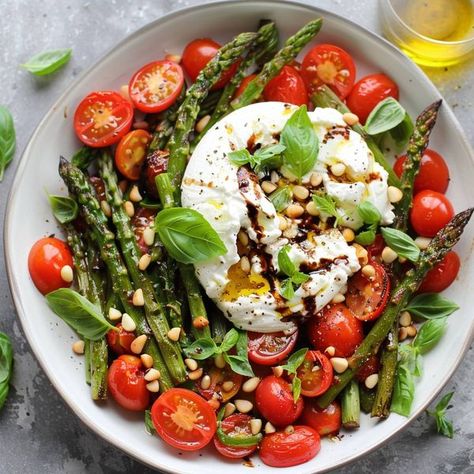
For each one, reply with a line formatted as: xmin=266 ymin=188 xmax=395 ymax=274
xmin=410 ymin=190 xmax=454 ymax=237
xmin=355 ymin=355 xmax=380 ymax=382
xmin=213 ymin=414 xmax=258 ymax=459
xmin=263 ymin=66 xmax=308 ymax=106
xmin=346 ymin=73 xmax=399 ymax=123
xmin=106 ymin=323 xmax=136 ymax=355
xmin=248 ymin=330 xmax=298 ymax=366
xmin=197 ymin=366 xmax=243 ymax=403
xmin=367 ymin=234 xmax=385 ymax=258
xmin=131 ymin=207 xmax=157 ymax=254
xmin=128 ymin=60 xmax=184 ymax=113
xmin=346 ymin=261 xmax=390 ymax=321
xmin=295 ymin=351 xmax=333 ymax=397
xmin=255 ymin=375 xmax=304 ymax=427
xmin=107 ymin=355 xmax=149 ymax=412
xmin=28 ymin=237 xmax=74 ymax=295
xmin=307 ymin=303 xmax=364 ymax=357
xmin=259 ymin=426 xmax=320 ymax=467
xmin=182 ymin=38 xmax=239 ymax=90
xmin=418 ymin=251 xmax=460 ymax=293
xmin=301 ymin=44 xmax=356 ymax=99
xmin=234 ymin=74 xmax=257 ymax=99
xmin=74 ymin=91 xmax=133 ymax=147
xmin=394 ymin=149 xmax=450 ymax=194
xmin=115 ymin=129 xmax=152 ymax=180
xmin=300 ymin=400 xmax=342 ymax=436
xmin=151 ymin=388 xmax=217 ymax=451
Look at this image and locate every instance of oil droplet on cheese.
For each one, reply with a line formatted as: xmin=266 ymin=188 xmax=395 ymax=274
xmin=222 ymin=263 xmax=270 ymax=302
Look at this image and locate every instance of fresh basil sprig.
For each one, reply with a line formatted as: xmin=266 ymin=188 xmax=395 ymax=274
xmin=405 ymin=293 xmax=459 ymax=320
xmin=155 ymin=207 xmax=227 ymax=264
xmin=0 ymin=106 xmax=16 ymax=182
xmin=228 ymin=143 xmax=285 ymax=172
xmin=46 ymin=288 xmax=117 ymax=340
xmin=224 ymin=330 xmax=254 ymax=377
xmin=280 ymin=105 xmax=319 ymax=181
xmin=312 ymin=194 xmax=341 ymax=225
xmin=355 ymin=201 xmax=381 ymax=244
xmin=381 ymin=227 xmax=420 ymax=262
xmin=21 ymin=48 xmax=72 ymax=76
xmin=413 ymin=317 xmax=448 ymax=355
xmin=0 ymin=332 xmax=13 ymax=411
xmin=390 ymin=113 xmax=414 ymax=150
xmin=48 ymin=194 xmax=78 ymax=224
xmin=427 ymin=391 xmax=455 ymax=439
xmin=364 ymin=98 xmax=406 ymax=136
xmin=269 ymin=185 xmax=292 ymax=212
xmin=281 ymin=347 xmax=308 ymax=402
xmin=277 ymin=246 xmax=309 ymax=300
xmin=71 ymin=146 xmax=97 ymax=170
xmin=391 ymin=363 xmax=415 ymax=417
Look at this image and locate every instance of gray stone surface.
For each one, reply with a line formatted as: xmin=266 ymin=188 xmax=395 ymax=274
xmin=0 ymin=0 xmax=473 ymax=473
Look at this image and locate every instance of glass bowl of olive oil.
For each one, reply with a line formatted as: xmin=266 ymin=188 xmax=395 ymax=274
xmin=380 ymin=0 xmax=474 ymax=67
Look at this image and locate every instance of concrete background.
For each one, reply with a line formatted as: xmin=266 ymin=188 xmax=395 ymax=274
xmin=0 ymin=1 xmax=473 ymax=473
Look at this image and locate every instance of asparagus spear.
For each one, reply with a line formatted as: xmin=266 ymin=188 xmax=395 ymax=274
xmin=58 ymin=157 xmax=174 ymax=391
xmin=316 ymin=208 xmax=473 ymax=408
xmin=341 ymin=380 xmax=360 ymax=429
xmin=359 ymin=386 xmax=376 ymax=414
xmin=311 ymin=85 xmax=401 ymax=187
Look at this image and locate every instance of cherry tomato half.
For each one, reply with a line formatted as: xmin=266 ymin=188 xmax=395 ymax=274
xmin=182 ymin=38 xmax=239 ymax=90
xmin=346 ymin=73 xmax=399 ymax=124
xmin=410 ymin=190 xmax=454 ymax=238
xmin=213 ymin=414 xmax=258 ymax=459
xmin=106 ymin=323 xmax=136 ymax=355
xmin=197 ymin=366 xmax=243 ymax=403
xmin=115 ymin=129 xmax=152 ymax=180
xmin=107 ymin=355 xmax=149 ymax=412
xmin=301 ymin=44 xmax=356 ymax=99
xmin=248 ymin=330 xmax=298 ymax=366
xmin=131 ymin=207 xmax=157 ymax=254
xmin=255 ymin=375 xmax=304 ymax=427
xmin=346 ymin=261 xmax=390 ymax=321
xmin=28 ymin=237 xmax=74 ymax=295
xmin=307 ymin=303 xmax=364 ymax=357
xmin=263 ymin=66 xmax=308 ymax=106
xmin=234 ymin=74 xmax=257 ymax=99
xmin=355 ymin=354 xmax=380 ymax=382
xmin=151 ymin=388 xmax=217 ymax=451
xmin=295 ymin=350 xmax=333 ymax=397
xmin=418 ymin=251 xmax=460 ymax=294
xmin=259 ymin=426 xmax=321 ymax=467
xmin=394 ymin=149 xmax=450 ymax=194
xmin=74 ymin=91 xmax=134 ymax=147
xmin=367 ymin=234 xmax=385 ymax=258
xmin=128 ymin=60 xmax=184 ymax=113
xmin=300 ymin=400 xmax=342 ymax=436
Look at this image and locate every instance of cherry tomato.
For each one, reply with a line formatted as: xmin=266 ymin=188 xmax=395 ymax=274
xmin=418 ymin=251 xmax=460 ymax=293
xmin=248 ymin=330 xmax=298 ymax=366
xmin=259 ymin=426 xmax=320 ymax=467
xmin=213 ymin=414 xmax=258 ymax=459
xmin=307 ymin=303 xmax=364 ymax=357
xmin=107 ymin=355 xmax=149 ymax=412
xmin=300 ymin=400 xmax=342 ymax=436
xmin=346 ymin=261 xmax=390 ymax=321
xmin=131 ymin=207 xmax=157 ymax=254
xmin=394 ymin=149 xmax=450 ymax=194
xmin=106 ymin=323 xmax=136 ymax=355
xmin=355 ymin=355 xmax=380 ymax=382
xmin=151 ymin=388 xmax=217 ymax=451
xmin=346 ymin=73 xmax=399 ymax=123
xmin=197 ymin=366 xmax=243 ymax=403
xmin=182 ymin=38 xmax=239 ymax=90
xmin=410 ymin=190 xmax=454 ymax=237
xmin=129 ymin=60 xmax=184 ymax=113
xmin=234 ymin=74 xmax=257 ymax=99
xmin=295 ymin=350 xmax=333 ymax=397
xmin=74 ymin=91 xmax=134 ymax=147
xmin=114 ymin=129 xmax=152 ymax=181
xmin=367 ymin=234 xmax=385 ymax=258
xmin=301 ymin=44 xmax=356 ymax=99
xmin=263 ymin=66 xmax=308 ymax=106
xmin=255 ymin=375 xmax=304 ymax=427
xmin=143 ymin=149 xmax=169 ymax=198
xmin=28 ymin=237 xmax=74 ymax=295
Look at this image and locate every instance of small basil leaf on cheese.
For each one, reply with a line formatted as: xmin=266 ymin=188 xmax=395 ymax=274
xmin=278 ymin=245 xmax=296 ymax=277
xmin=357 ymin=200 xmax=381 ymax=225
xmin=280 ymin=278 xmax=295 ymax=300
xmin=269 ymin=185 xmax=292 ymax=212
xmin=312 ymin=194 xmax=341 ymax=225
xmin=228 ymin=149 xmax=253 ymax=167
xmin=253 ymin=143 xmax=286 ymax=172
xmin=364 ymin=97 xmax=406 ymax=136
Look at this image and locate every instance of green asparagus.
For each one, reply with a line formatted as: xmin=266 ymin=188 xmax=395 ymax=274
xmin=341 ymin=380 xmax=360 ymax=429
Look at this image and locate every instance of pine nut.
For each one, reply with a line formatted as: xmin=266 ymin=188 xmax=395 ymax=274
xmin=398 ymin=327 xmax=408 ymax=341
xmin=222 ymin=381 xmax=234 ymax=392
xmin=185 ymin=358 xmax=198 ymax=371
xmin=143 ymin=227 xmax=155 ymax=246
xmin=272 ymin=366 xmax=283 ymax=377
xmin=332 ymin=293 xmax=345 ymax=304
xmin=101 ymin=200 xmax=112 ymax=217
xmin=242 ymin=377 xmax=260 ymax=393
xmin=325 ymin=346 xmax=336 ymax=357
xmin=208 ymin=398 xmax=221 ymax=410
xmin=306 ymin=200 xmax=320 ymax=216
xmin=119 ymin=84 xmax=130 ymax=101
xmin=262 ymin=181 xmax=277 ymax=194
xmin=281 ymin=167 xmax=297 ymax=182
xmin=165 ymin=53 xmax=182 ymax=63
xmin=286 ymin=203 xmax=304 ymax=219
xmin=342 ymin=112 xmax=359 ymax=126
xmin=188 ymin=368 xmax=203 ymax=381
xmin=362 ymin=264 xmax=376 ymax=279
xmin=365 ymin=373 xmax=379 ymax=389
xmin=193 ymin=316 xmax=209 ymax=329
xmin=60 ymin=265 xmax=74 ymax=283
xmin=200 ymin=375 xmax=211 ymax=390
xmin=250 ymin=419 xmax=262 ymax=435
xmin=331 ymin=163 xmax=346 ymax=177
xmin=271 ymin=171 xmax=280 ymax=183
xmin=265 ymin=421 xmax=276 ymax=434
xmin=331 ymin=357 xmax=349 ymax=373
xmin=278 ymin=215 xmax=289 ymax=230
xmin=214 ymin=353 xmax=226 ymax=368
xmin=195 ymin=114 xmax=211 ymax=133
xmin=141 ymin=354 xmax=154 ymax=369
xmin=224 ymin=403 xmax=236 ymax=417
xmin=382 ymin=246 xmax=398 ymax=264
xmin=235 ymin=399 xmax=253 ymax=413
xmin=353 ymin=243 xmax=368 ymax=264
xmin=406 ymin=325 xmax=417 ymax=337
xmin=310 ymin=172 xmax=323 ymax=187
xmin=285 ymin=425 xmax=295 ymax=434
xmin=121 ymin=313 xmax=136 ymax=332
xmin=146 ymin=380 xmax=160 ymax=393
xmin=283 ymin=225 xmax=298 ymax=239
xmin=399 ymin=256 xmax=407 ymax=264
xmin=240 ymin=256 xmax=251 ymax=273
xmin=108 ymin=307 xmax=122 ymax=321
xmin=72 ymin=340 xmax=85 ymax=355
xmin=167 ymin=327 xmax=181 ymax=341
xmin=293 ymin=185 xmax=309 ymax=200
xmin=132 ymin=288 xmax=145 ymax=306
xmin=415 ymin=236 xmax=431 ymax=250
xmin=387 ymin=186 xmax=403 ymax=203
xmin=399 ymin=311 xmax=412 ymax=327
xmin=343 ymin=228 xmax=355 ymax=242
xmin=129 ymin=185 xmax=143 ymax=202
xmin=123 ymin=200 xmax=135 ymax=217
xmin=238 ymin=230 xmax=249 ymax=246
xmin=131 ymin=334 xmax=147 ymax=354
xmin=138 ymin=253 xmax=152 ymax=271
xmin=144 ymin=368 xmax=161 ymax=382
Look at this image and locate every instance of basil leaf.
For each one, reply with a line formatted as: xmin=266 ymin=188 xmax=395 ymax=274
xmin=228 ymin=149 xmax=252 ymax=167
xmin=0 ymin=382 xmax=9 ymax=412
xmin=279 ymin=278 xmax=295 ymax=300
xmin=0 ymin=332 xmax=13 ymax=385
xmin=223 ymin=353 xmax=254 ymax=377
xmin=357 ymin=201 xmax=381 ymax=225
xmin=436 ymin=391 xmax=454 ymax=412
xmin=269 ymin=185 xmax=292 ymax=212
xmin=144 ymin=410 xmax=156 ymax=435
xmin=281 ymin=105 xmax=319 ymax=180
xmin=219 ymin=328 xmax=239 ymax=354
xmin=281 ymin=347 xmax=308 ymax=375
xmin=155 ymin=207 xmax=227 ymax=264
xmin=21 ymin=48 xmax=72 ymax=76
xmin=312 ymin=194 xmax=341 ymax=224
xmin=183 ymin=337 xmax=218 ymax=360
xmin=413 ymin=317 xmax=448 ymax=355
xmin=380 ymin=227 xmax=420 ymax=262
xmin=404 ymin=293 xmax=459 ymax=320
xmin=0 ymin=106 xmax=16 ymax=182
xmin=292 ymin=377 xmax=302 ymax=402
xmin=355 ymin=229 xmax=376 ymax=245
xmin=278 ymin=245 xmax=296 ymax=277
xmin=364 ymin=98 xmax=406 ymax=136
xmin=45 ymin=288 xmax=115 ymax=340
xmin=291 ymin=271 xmax=310 ymax=285
xmin=139 ymin=197 xmax=162 ymax=210
xmin=71 ymin=147 xmax=97 ymax=170
xmin=390 ymin=113 xmax=414 ymax=150
xmin=48 ymin=194 xmax=78 ymax=224
xmin=235 ymin=330 xmax=249 ymax=359
xmin=427 ymin=392 xmax=455 ymax=439
xmin=391 ymin=363 xmax=415 ymax=416
xmin=253 ymin=143 xmax=286 ymax=172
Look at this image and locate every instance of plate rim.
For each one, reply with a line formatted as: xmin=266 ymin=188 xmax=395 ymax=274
xmin=4 ymin=1 xmax=474 ymax=472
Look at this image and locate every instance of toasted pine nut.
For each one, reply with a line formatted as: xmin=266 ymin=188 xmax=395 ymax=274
xmin=100 ymin=200 xmax=112 ymax=217
xmin=272 ymin=366 xmax=283 ymax=377
xmin=238 ymin=230 xmax=249 ymax=246
xmin=240 ymin=256 xmax=251 ymax=273
xmin=167 ymin=327 xmax=181 ymax=341
xmin=387 ymin=186 xmax=403 ymax=203
xmin=365 ymin=373 xmax=379 ymax=389
xmin=325 ymin=346 xmax=336 ymax=357
xmin=353 ymin=243 xmax=369 ymax=265
xmin=271 ymin=171 xmax=280 ymax=183
xmin=382 ymin=246 xmax=398 ymax=264
xmin=188 ymin=368 xmax=203 ymax=381
xmin=144 ymin=368 xmax=161 ymax=382
xmin=399 ymin=311 xmax=412 ymax=327
xmin=235 ymin=399 xmax=253 ymax=413
xmin=121 ymin=313 xmax=136 ymax=332
xmin=143 ymin=227 xmax=155 ymax=246
xmin=195 ymin=114 xmax=211 ymax=133
xmin=132 ymin=288 xmax=145 ymax=306
xmin=286 ymin=203 xmax=304 ymax=219
xmin=119 ymin=84 xmax=130 ymax=101
xmin=343 ymin=228 xmax=355 ymax=242
xmin=129 ymin=185 xmax=143 ymax=202
xmin=185 ymin=358 xmax=198 ymax=371
xmin=165 ymin=53 xmax=182 ymax=63
xmin=146 ymin=380 xmax=160 ymax=393
xmin=362 ymin=264 xmax=376 ymax=279
xmin=200 ymin=375 xmax=211 ymax=390
xmin=415 ymin=236 xmax=431 ymax=250
xmin=224 ymin=403 xmax=236 ymax=417
xmin=60 ymin=265 xmax=74 ymax=283
xmin=342 ymin=112 xmax=359 ymax=126
xmin=306 ymin=200 xmax=320 ymax=216
xmin=138 ymin=253 xmax=152 ymax=271
xmin=262 ymin=181 xmax=277 ymax=194
xmin=222 ymin=381 xmax=234 ymax=392
xmin=398 ymin=327 xmax=408 ymax=341
xmin=331 ymin=293 xmax=345 ymax=304
xmin=250 ymin=419 xmax=262 ymax=435
xmin=331 ymin=357 xmax=349 ymax=373
xmin=108 ymin=307 xmax=122 ymax=321
xmin=278 ymin=215 xmax=289 ymax=230
xmin=193 ymin=316 xmax=209 ymax=329
xmin=131 ymin=334 xmax=147 ymax=354
xmin=242 ymin=377 xmax=260 ymax=393
xmin=141 ymin=354 xmax=154 ymax=369
xmin=283 ymin=225 xmax=298 ymax=239
xmin=265 ymin=421 xmax=276 ymax=434
xmin=331 ymin=163 xmax=346 ymax=177
xmin=214 ymin=353 xmax=226 ymax=368
xmin=293 ymin=185 xmax=309 ymax=200
xmin=285 ymin=425 xmax=295 ymax=434
xmin=72 ymin=340 xmax=85 ymax=355
xmin=124 ymin=200 xmax=135 ymax=217
xmin=281 ymin=167 xmax=297 ymax=182
xmin=310 ymin=172 xmax=323 ymax=187
xmin=406 ymin=325 xmax=417 ymax=337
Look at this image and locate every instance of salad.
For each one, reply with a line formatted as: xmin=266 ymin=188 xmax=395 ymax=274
xmin=27 ymin=17 xmax=472 ymax=468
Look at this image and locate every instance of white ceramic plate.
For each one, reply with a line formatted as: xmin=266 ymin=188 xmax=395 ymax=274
xmin=5 ymin=1 xmax=474 ymax=472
